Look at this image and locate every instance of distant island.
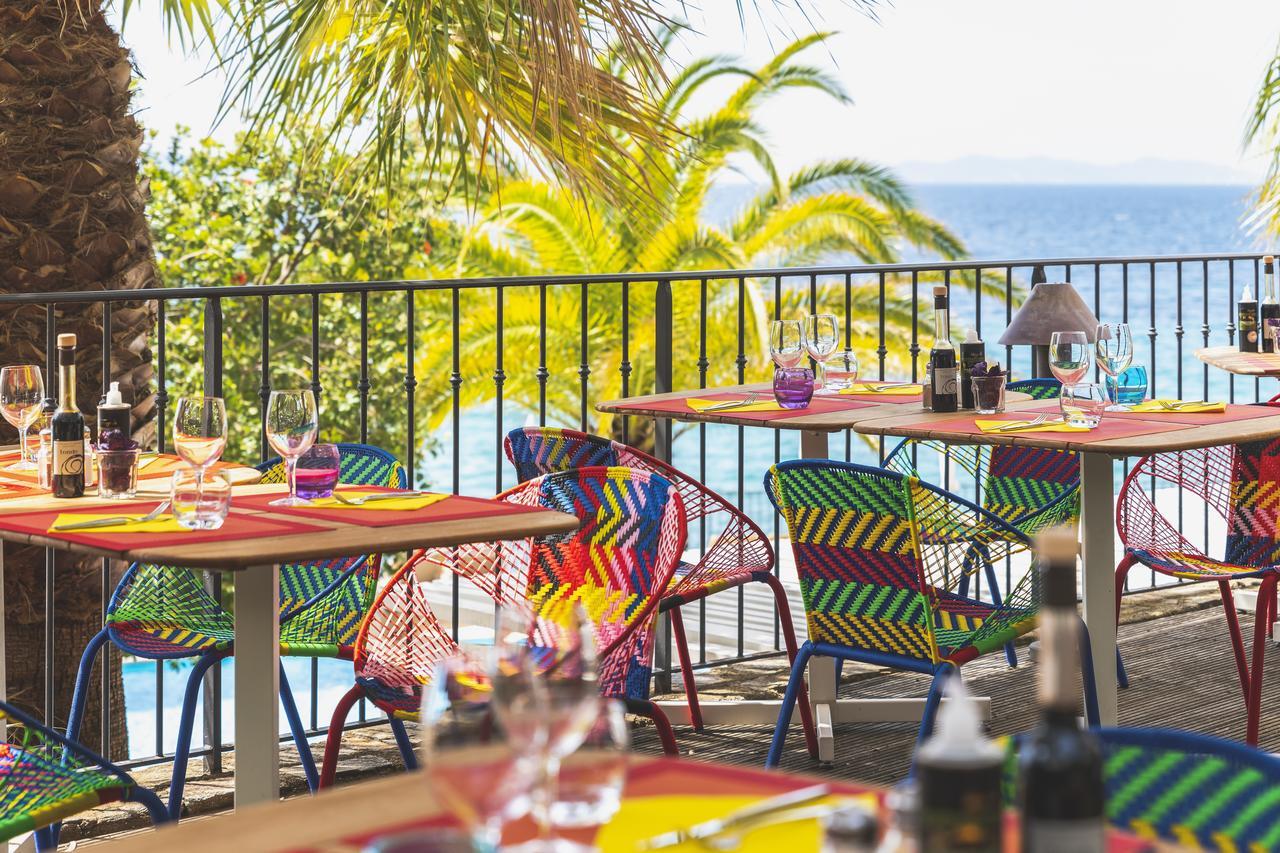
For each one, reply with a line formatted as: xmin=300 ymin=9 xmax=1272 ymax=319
xmin=892 ymin=156 xmax=1260 ymax=186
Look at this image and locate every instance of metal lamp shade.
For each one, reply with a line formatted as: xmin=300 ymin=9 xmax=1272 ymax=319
xmin=998 ymin=282 xmax=1100 ymax=345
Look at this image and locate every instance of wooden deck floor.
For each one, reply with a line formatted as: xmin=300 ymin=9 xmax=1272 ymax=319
xmin=631 ymin=605 xmax=1280 ymax=785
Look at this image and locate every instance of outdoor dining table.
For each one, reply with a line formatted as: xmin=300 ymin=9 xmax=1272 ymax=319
xmin=852 ymin=396 xmax=1280 ymax=726
xmin=0 ymin=459 xmax=580 ymax=811
xmin=595 ymin=381 xmax=1031 ymax=762
xmin=1194 ymin=345 xmax=1280 ymax=378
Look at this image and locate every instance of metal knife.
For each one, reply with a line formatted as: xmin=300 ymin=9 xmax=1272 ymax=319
xmin=637 ymin=783 xmax=830 ymax=850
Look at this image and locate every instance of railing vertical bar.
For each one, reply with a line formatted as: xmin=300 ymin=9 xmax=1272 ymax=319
xmin=538 ymin=285 xmax=548 ymax=424
xmin=1256 ymin=258 xmax=1263 ymax=403
xmin=620 ymin=282 xmax=631 ymax=443
xmin=259 ymin=297 xmax=270 ymax=460
xmin=844 ymin=272 xmax=853 ymax=461
xmin=877 ymin=271 xmax=887 ymax=462
xmin=201 ymin=297 xmax=224 ymax=774
xmin=450 ymin=288 xmax=462 ymax=639
xmin=735 ymin=275 xmax=749 ymax=656
xmin=310 ymin=292 xmax=323 ymax=406
xmin=652 ymin=279 xmax=674 ymax=694
xmin=100 ymin=302 xmax=112 ymax=756
xmin=1228 ymin=261 xmax=1237 ymax=404
xmin=359 ymin=291 xmax=370 ymax=443
xmin=579 ymin=283 xmax=590 ymax=431
xmin=1004 ymin=267 xmax=1014 ymax=371
xmin=495 ymin=287 xmax=506 ymax=495
xmin=154 ymin=299 xmax=166 ymax=756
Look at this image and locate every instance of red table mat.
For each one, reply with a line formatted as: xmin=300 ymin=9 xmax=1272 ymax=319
xmin=625 ymin=390 xmax=878 ymax=422
xmin=0 ymin=480 xmax=50 ymax=500
xmin=0 ymin=500 xmax=326 ymax=552
xmin=233 ymin=489 xmax=549 ymax=528
xmin=919 ymin=413 xmax=1197 ymax=444
xmin=1020 ymin=400 xmax=1280 ymax=426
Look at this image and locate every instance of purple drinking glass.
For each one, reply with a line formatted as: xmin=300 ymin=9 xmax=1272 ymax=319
xmin=773 ymin=367 xmax=815 ymax=410
xmin=295 ymin=443 xmax=341 ymax=500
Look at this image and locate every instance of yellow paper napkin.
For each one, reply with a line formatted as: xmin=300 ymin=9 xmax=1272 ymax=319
xmin=48 ymin=513 xmax=188 ymax=534
xmin=311 ymin=491 xmax=450 ymax=511
xmin=839 ymin=383 xmax=923 ymax=396
xmin=975 ymin=418 xmax=1092 ymax=434
xmin=597 ymin=793 xmax=878 ymax=851
xmin=686 ymin=397 xmax=784 ymax=413
xmin=1125 ymin=399 xmax=1226 ymax=414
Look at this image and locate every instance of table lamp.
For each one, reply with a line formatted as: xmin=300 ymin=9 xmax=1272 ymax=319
xmin=998 ymin=281 xmax=1100 ymax=378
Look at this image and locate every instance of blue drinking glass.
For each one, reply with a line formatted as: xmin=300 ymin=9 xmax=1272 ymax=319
xmin=1105 ymin=365 xmax=1148 ymax=405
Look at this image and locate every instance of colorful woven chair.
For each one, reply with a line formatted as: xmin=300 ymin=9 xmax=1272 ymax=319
xmin=65 ymin=443 xmax=405 ymax=817
xmin=503 ymin=427 xmax=817 ymax=754
xmin=764 ymin=459 xmax=1098 ymax=767
xmin=1116 ymin=438 xmax=1280 ymax=744
xmin=318 ymin=466 xmax=686 ymax=787
xmin=1003 ymin=727 xmax=1280 ymax=850
xmin=0 ymin=700 xmax=168 ymax=851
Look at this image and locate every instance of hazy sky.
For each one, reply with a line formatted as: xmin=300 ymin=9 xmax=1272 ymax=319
xmin=118 ymin=0 xmax=1280 ymax=178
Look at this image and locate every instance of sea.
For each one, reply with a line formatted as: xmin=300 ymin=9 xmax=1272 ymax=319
xmin=122 ymin=184 xmax=1267 ymax=757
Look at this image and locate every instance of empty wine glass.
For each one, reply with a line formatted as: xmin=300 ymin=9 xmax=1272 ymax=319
xmin=805 ymin=314 xmax=840 ymax=392
xmin=0 ymin=365 xmax=44 ymax=471
xmin=173 ymin=397 xmax=227 ymax=494
xmin=1048 ymin=331 xmax=1090 ymax=386
xmin=265 ymin=389 xmax=319 ymax=506
xmin=769 ymin=319 xmax=806 ymax=369
xmin=1095 ymin=323 xmax=1133 ymax=410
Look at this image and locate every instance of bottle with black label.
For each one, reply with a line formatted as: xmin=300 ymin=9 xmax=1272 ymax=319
xmin=1019 ymin=526 xmax=1105 ymax=853
xmin=929 ymin=286 xmax=958 ymax=413
xmin=1240 ymin=282 xmax=1260 ymax=353
xmin=958 ymin=329 xmax=985 ymax=410
xmin=1263 ymin=256 xmax=1278 ymax=353
xmin=52 ymin=333 xmax=86 ymax=498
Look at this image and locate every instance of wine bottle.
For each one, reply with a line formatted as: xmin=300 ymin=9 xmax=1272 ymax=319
xmin=1240 ymin=282 xmax=1260 ymax=353
xmin=929 ymin=286 xmax=958 ymax=413
xmin=52 ymin=333 xmax=86 ymax=498
xmin=1018 ymin=527 xmax=1105 ymax=853
xmin=958 ymin=329 xmax=985 ymax=410
xmin=1263 ymin=256 xmax=1278 ymax=353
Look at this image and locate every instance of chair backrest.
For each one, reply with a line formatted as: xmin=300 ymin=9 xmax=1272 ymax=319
xmin=1004 ymin=727 xmax=1280 ymax=849
xmin=1224 ymin=437 xmax=1280 ymax=567
xmin=1006 ymin=377 xmax=1062 ymax=400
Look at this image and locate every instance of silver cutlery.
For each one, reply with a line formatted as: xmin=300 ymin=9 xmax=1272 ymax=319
xmin=1159 ymin=400 xmax=1207 ymax=410
xmin=637 ymin=783 xmax=830 ymax=850
xmin=52 ymin=501 xmax=172 ymax=532
xmin=986 ymin=415 xmax=1056 ymax=433
xmin=860 ymin=382 xmax=915 ymax=392
xmin=333 ymin=490 xmax=426 ymax=506
xmin=700 ymin=803 xmax=846 ymax=850
xmin=701 ymin=393 xmax=760 ymax=412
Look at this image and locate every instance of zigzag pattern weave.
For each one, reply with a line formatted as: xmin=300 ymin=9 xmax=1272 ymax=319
xmin=107 ymin=444 xmax=404 ymax=660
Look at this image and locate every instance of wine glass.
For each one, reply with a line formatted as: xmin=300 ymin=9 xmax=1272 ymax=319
xmin=1095 ymin=323 xmax=1133 ymax=410
xmin=0 ymin=365 xmax=44 ymax=471
xmin=173 ymin=397 xmax=227 ymax=496
xmin=1048 ymin=331 xmax=1090 ymax=386
xmin=805 ymin=314 xmax=840 ymax=393
xmin=265 ymin=389 xmax=319 ymax=506
xmin=769 ymin=319 xmax=806 ymax=369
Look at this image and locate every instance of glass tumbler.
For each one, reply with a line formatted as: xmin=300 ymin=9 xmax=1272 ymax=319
xmin=773 ymin=367 xmax=814 ymax=409
xmin=96 ymin=448 xmax=140 ymax=499
xmin=971 ymin=375 xmax=1007 ymax=414
xmin=172 ymin=469 xmax=232 ymax=530
xmin=824 ymin=350 xmax=859 ymax=390
xmin=295 ymin=443 xmax=341 ymax=500
xmin=1061 ymin=383 xmax=1108 ymax=428
xmin=1105 ymin=365 xmax=1148 ymax=406
xmin=552 ymin=698 xmax=629 ymax=829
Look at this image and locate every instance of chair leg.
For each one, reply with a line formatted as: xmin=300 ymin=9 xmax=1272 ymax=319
xmin=916 ymin=663 xmax=955 ymax=748
xmin=278 ymin=663 xmax=319 ymax=793
xmin=1246 ymin=575 xmax=1277 ymax=746
xmin=1076 ymin=617 xmax=1101 ymax=728
xmin=760 ymin=573 xmax=819 ymax=760
xmin=319 ymin=684 xmax=364 ymax=789
xmin=389 ymin=717 xmax=419 ymax=771
xmin=126 ymin=785 xmax=173 ymax=827
xmin=667 ymin=605 xmax=703 ymax=731
xmin=34 ymin=826 xmax=54 ymax=853
xmin=765 ymin=641 xmax=814 ymax=769
xmin=65 ymin=628 xmax=111 ymax=746
xmin=1113 ymin=553 xmax=1137 ymax=689
xmin=624 ymin=699 xmax=678 ymax=756
xmin=1219 ymin=580 xmax=1251 ymax=701
xmin=168 ymin=651 xmax=228 ymax=820
xmin=978 ymin=553 xmax=1018 ymax=669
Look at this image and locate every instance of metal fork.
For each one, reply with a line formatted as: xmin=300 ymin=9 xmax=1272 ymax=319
xmin=862 ymin=382 xmax=915 ymax=392
xmin=1159 ymin=400 xmax=1206 ymax=410
xmin=700 ymin=393 xmax=760 ymax=412
xmin=52 ymin=501 xmax=172 ymax=532
xmin=986 ymin=415 xmax=1053 ymax=433
xmin=332 ymin=490 xmax=425 ymax=506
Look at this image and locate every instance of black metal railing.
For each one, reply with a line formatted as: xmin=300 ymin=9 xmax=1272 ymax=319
xmin=0 ymin=250 xmax=1267 ymax=768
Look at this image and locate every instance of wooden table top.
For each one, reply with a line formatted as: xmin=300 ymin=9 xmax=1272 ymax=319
xmin=852 ymin=397 xmax=1280 ymax=456
xmin=1194 ymin=345 xmax=1280 ymax=377
xmin=0 ymin=482 xmax=579 ymax=570
xmin=595 ymin=383 xmax=1030 ymax=432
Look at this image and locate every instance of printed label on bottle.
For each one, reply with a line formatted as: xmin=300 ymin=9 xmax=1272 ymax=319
xmin=934 ymin=366 xmax=958 ymax=396
xmin=53 ymin=440 xmax=84 ymax=477
xmin=1024 ymin=819 xmax=1106 ymax=853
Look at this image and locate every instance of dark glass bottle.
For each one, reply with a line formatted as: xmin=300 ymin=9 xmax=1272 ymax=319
xmin=1263 ymin=256 xmax=1278 ymax=353
xmin=958 ymin=329 xmax=985 ymax=410
xmin=929 ymin=286 xmax=958 ymax=413
xmin=52 ymin=333 xmax=85 ymax=498
xmin=1239 ymin=283 xmax=1259 ymax=353
xmin=1018 ymin=527 xmax=1105 ymax=853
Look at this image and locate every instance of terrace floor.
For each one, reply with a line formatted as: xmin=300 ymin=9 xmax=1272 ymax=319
xmin=75 ymin=581 xmax=1275 ymax=848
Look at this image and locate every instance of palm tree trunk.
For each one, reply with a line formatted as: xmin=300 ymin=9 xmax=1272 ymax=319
xmin=0 ymin=0 xmax=159 ymax=756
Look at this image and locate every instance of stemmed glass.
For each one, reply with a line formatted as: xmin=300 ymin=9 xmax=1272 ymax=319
xmin=265 ymin=389 xmax=318 ymax=506
xmin=173 ymin=396 xmax=227 ymax=496
xmin=805 ymin=314 xmax=839 ymax=393
xmin=769 ymin=319 xmax=806 ymax=368
xmin=0 ymin=366 xmax=45 ymax=471
xmin=1095 ymin=323 xmax=1134 ymax=410
xmin=1048 ymin=331 xmax=1090 ymax=386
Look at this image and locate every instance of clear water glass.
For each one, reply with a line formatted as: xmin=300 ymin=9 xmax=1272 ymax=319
xmin=172 ymin=469 xmax=231 ymax=529
xmin=971 ymin=375 xmax=1007 ymax=414
xmin=1 ymin=365 xmax=44 ymax=472
xmin=552 ymin=698 xmax=628 ymax=829
xmin=805 ymin=314 xmax=840 ymax=391
xmin=265 ymin=389 xmax=319 ymax=506
xmin=1048 ymin=331 xmax=1090 ymax=386
xmin=824 ymin=350 xmax=859 ymax=389
xmin=295 ymin=443 xmax=341 ymax=499
xmin=1095 ymin=323 xmax=1133 ymax=410
xmin=769 ymin=319 xmax=806 ymax=368
xmin=773 ymin=367 xmax=814 ymax=409
xmin=1061 ymin=383 xmax=1108 ymax=428
xmin=1106 ymin=365 xmax=1148 ymax=406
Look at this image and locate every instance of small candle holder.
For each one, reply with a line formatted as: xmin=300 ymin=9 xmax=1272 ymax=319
xmin=773 ymin=366 xmax=814 ymax=409
xmin=96 ymin=448 xmax=140 ymax=499
xmin=971 ymin=375 xmax=1007 ymax=414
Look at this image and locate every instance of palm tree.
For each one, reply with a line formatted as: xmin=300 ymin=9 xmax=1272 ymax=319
xmin=1247 ymin=46 xmax=1280 ymax=235
xmin=414 ymin=32 xmax=978 ymax=442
